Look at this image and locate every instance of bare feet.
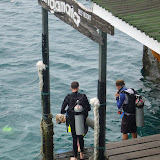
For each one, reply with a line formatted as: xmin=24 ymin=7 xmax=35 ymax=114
xmin=70 ymin=157 xmax=77 ymax=160
xmin=80 ymin=152 xmax=84 ymax=160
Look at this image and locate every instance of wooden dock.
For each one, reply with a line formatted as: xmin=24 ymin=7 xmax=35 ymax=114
xmin=54 ymin=147 xmax=94 ymax=160
xmin=54 ymin=134 xmax=160 ymax=160
xmin=106 ymin=134 xmax=160 ymax=160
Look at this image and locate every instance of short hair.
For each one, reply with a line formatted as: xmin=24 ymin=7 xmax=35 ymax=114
xmin=115 ymin=79 xmax=125 ymax=86
xmin=71 ymin=81 xmax=79 ymax=89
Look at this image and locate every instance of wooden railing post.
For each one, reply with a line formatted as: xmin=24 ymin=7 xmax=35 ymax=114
xmin=40 ymin=7 xmax=54 ymax=160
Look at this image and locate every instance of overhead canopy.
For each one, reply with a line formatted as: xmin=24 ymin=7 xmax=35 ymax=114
xmin=92 ymin=0 xmax=160 ymax=54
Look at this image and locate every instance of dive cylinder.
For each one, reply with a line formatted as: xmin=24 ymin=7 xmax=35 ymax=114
xmin=74 ymin=104 xmax=85 ymax=135
xmin=86 ymin=117 xmax=94 ymax=129
xmin=135 ymin=97 xmax=144 ymax=127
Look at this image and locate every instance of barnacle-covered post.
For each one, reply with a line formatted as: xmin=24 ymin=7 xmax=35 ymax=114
xmin=38 ymin=7 xmax=54 ymax=160
xmin=98 ymin=31 xmax=107 ymax=160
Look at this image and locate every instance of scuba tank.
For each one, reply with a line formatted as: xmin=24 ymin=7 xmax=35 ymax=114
xmin=74 ymin=103 xmax=85 ymax=135
xmin=120 ymin=88 xmax=145 ymax=127
xmin=86 ymin=117 xmax=94 ymax=129
xmin=135 ymin=95 xmax=145 ymax=127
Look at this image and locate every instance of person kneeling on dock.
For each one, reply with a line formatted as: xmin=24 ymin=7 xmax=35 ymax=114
xmin=115 ymin=80 xmax=137 ymax=140
xmin=61 ymin=81 xmax=91 ymax=160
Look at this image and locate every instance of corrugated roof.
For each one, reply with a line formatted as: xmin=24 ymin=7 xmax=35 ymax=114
xmin=92 ymin=0 xmax=160 ymax=43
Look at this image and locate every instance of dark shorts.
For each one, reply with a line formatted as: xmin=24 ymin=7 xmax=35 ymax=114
xmin=121 ymin=114 xmax=137 ymax=134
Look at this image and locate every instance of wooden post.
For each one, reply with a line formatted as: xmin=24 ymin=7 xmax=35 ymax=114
xmin=41 ymin=7 xmax=54 ymax=160
xmin=97 ymin=31 xmax=107 ymax=160
xmin=42 ymin=6 xmax=50 ymax=118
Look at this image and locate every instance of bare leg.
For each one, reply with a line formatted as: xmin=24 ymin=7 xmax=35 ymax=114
xmin=132 ymin=132 xmax=137 ymax=138
xmin=77 ymin=138 xmax=81 ymax=152
xmin=123 ymin=134 xmax=128 ymax=140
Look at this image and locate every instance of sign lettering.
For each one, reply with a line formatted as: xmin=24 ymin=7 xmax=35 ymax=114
xmin=42 ymin=0 xmax=82 ymax=27
xmin=39 ymin=0 xmax=114 ymax=45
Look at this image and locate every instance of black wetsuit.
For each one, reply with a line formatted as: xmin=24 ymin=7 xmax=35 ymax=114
xmin=61 ymin=91 xmax=91 ymax=158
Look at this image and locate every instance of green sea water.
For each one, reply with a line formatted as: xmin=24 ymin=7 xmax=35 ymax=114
xmin=0 ymin=0 xmax=160 ymax=159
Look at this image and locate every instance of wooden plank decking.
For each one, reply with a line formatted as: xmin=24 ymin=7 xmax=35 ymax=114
xmin=106 ymin=134 xmax=160 ymax=160
xmin=54 ymin=147 xmax=94 ymax=160
xmin=54 ymin=134 xmax=160 ymax=160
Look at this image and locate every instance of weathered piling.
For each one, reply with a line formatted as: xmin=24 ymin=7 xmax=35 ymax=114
xmin=97 ymin=31 xmax=107 ymax=160
xmin=40 ymin=7 xmax=54 ymax=160
xmin=142 ymin=45 xmax=160 ymax=80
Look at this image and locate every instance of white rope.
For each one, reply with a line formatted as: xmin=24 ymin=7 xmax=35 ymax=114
xmin=90 ymin=98 xmax=100 ymax=160
xmin=36 ymin=61 xmax=46 ymax=92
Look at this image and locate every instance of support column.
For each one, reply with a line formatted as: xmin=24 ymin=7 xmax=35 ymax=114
xmin=97 ymin=31 xmax=107 ymax=160
xmin=41 ymin=7 xmax=54 ymax=160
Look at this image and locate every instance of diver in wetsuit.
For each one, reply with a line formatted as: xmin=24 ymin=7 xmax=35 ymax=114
xmin=61 ymin=81 xmax=91 ymax=160
xmin=115 ymin=79 xmax=137 ymax=140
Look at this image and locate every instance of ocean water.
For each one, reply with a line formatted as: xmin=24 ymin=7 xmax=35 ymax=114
xmin=0 ymin=0 xmax=160 ymax=159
